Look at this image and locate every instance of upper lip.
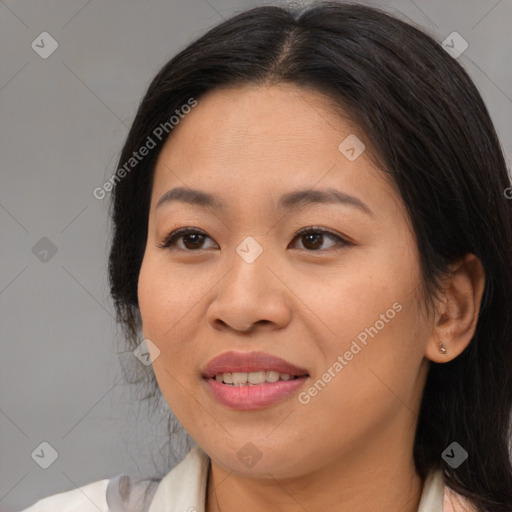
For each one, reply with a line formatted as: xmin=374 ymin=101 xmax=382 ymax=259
xmin=202 ymin=351 xmax=309 ymax=379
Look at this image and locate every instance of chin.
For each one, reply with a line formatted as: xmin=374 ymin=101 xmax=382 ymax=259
xmin=203 ymin=437 xmax=320 ymax=479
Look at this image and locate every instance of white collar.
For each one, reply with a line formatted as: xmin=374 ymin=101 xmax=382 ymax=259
xmin=148 ymin=445 xmax=445 ymax=512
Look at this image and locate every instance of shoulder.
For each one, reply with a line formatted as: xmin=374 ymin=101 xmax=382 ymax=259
xmin=19 ymin=478 xmax=110 ymax=512
xmin=443 ymin=486 xmax=478 ymax=512
xmin=106 ymin=474 xmax=161 ymax=511
xmin=18 ymin=474 xmax=161 ymax=512
xmin=18 ymin=446 xmax=207 ymax=512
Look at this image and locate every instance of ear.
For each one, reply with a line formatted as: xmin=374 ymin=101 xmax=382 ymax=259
xmin=425 ymin=253 xmax=486 ymax=363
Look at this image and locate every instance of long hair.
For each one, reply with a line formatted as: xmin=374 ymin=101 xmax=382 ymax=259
xmin=107 ymin=2 xmax=512 ymax=510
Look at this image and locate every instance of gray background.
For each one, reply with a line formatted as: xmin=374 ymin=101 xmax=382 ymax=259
xmin=1 ymin=0 xmax=511 ymax=510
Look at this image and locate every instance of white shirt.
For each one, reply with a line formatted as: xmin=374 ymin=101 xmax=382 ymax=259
xmin=20 ymin=444 xmax=474 ymax=512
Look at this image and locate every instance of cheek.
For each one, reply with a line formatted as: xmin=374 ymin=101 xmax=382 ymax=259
xmin=138 ymin=253 xmax=189 ymax=338
xmin=137 ymin=254 xmax=184 ymax=365
xmin=137 ymin=253 xmax=205 ymax=372
xmin=137 ymin=254 xmax=164 ymax=338
xmin=137 ymin=255 xmax=198 ymax=410
xmin=316 ymin=298 xmax=427 ymax=435
xmin=305 ymin=260 xmax=425 ymax=402
xmin=300 ymin=262 xmax=403 ymax=352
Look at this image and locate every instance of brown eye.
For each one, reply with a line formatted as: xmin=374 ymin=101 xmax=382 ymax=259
xmin=158 ymin=228 xmax=215 ymax=251
xmin=289 ymin=227 xmax=350 ymax=251
xmin=180 ymin=232 xmax=208 ymax=250
xmin=158 ymin=226 xmax=351 ymax=252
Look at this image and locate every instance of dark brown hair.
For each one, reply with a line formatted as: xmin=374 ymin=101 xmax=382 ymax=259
xmin=107 ymin=2 xmax=512 ymax=509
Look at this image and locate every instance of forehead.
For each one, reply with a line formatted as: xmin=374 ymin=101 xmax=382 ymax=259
xmin=156 ymin=83 xmax=362 ymax=167
xmin=150 ymin=83 xmax=401 ymax=219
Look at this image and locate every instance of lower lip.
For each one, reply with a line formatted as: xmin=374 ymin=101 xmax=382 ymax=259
xmin=204 ymin=376 xmax=309 ymax=410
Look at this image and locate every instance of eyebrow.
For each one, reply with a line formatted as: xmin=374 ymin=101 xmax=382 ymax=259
xmin=155 ymin=186 xmax=374 ymax=217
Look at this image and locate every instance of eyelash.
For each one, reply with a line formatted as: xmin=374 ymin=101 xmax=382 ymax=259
xmin=157 ymin=226 xmax=352 ymax=252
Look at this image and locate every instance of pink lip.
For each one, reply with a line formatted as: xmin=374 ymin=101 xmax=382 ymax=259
xmin=202 ymin=351 xmax=309 ymax=378
xmin=205 ymin=376 xmax=309 ymax=410
xmin=202 ymin=351 xmax=309 ymax=410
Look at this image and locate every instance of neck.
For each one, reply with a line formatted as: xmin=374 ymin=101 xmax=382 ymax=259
xmin=205 ymin=425 xmax=425 ymax=512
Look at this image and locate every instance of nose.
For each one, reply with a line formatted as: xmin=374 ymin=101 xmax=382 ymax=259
xmin=206 ymin=248 xmax=292 ymax=334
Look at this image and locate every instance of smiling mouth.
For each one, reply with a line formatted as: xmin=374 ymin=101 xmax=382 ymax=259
xmin=211 ymin=370 xmax=309 ymax=386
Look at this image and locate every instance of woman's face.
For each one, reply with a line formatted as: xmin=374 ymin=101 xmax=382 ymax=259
xmin=138 ymin=83 xmax=434 ymax=478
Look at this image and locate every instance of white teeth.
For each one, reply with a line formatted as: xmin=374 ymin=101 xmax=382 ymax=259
xmin=265 ymin=370 xmax=279 ymax=383
xmin=248 ymin=371 xmax=266 ymax=384
xmin=213 ymin=370 xmax=301 ymax=385
xmin=231 ymin=372 xmax=247 ymax=385
xmin=215 ymin=372 xmax=233 ymax=383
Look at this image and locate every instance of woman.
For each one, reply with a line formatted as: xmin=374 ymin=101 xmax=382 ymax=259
xmin=21 ymin=1 xmax=512 ymax=511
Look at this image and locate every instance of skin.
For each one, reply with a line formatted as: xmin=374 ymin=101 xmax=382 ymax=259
xmin=137 ymin=83 xmax=486 ymax=512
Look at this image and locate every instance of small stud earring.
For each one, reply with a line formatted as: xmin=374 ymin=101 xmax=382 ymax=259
xmin=438 ymin=341 xmax=447 ymax=354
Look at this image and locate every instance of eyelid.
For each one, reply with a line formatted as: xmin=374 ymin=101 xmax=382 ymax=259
xmin=157 ymin=225 xmax=353 ymax=251
xmin=291 ymin=226 xmax=352 ymax=249
xmin=156 ymin=226 xmax=210 ymax=250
